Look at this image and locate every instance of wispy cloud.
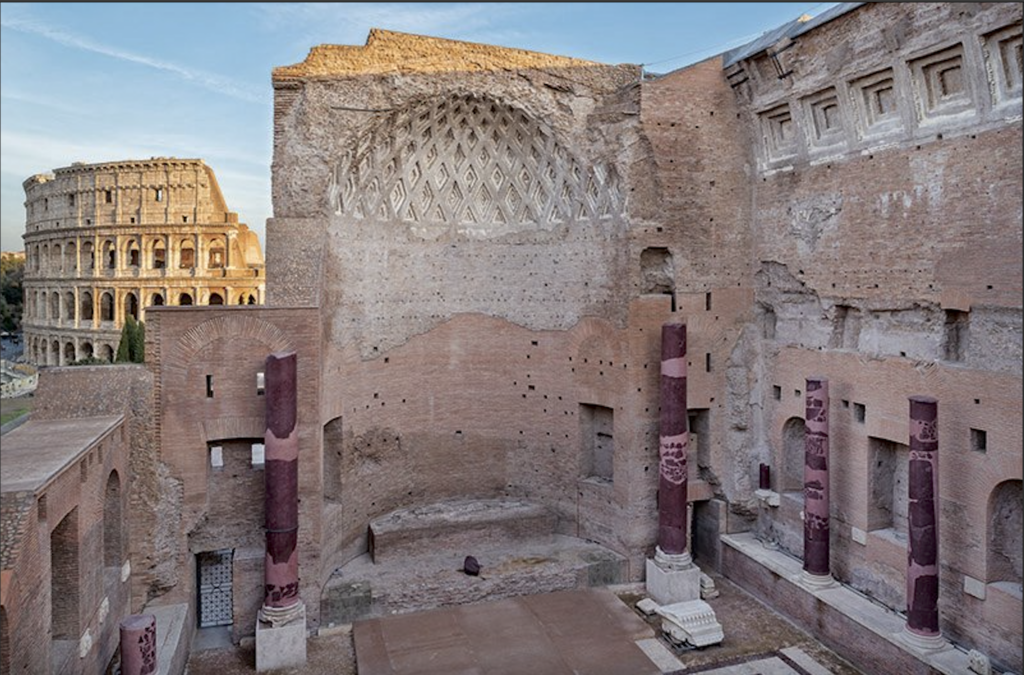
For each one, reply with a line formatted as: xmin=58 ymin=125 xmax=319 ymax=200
xmin=0 ymin=14 xmax=266 ymax=103
xmin=0 ymin=89 xmax=82 ymax=115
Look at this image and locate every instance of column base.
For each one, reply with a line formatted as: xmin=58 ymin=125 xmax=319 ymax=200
xmin=796 ymin=570 xmax=836 ymax=591
xmin=256 ymin=604 xmax=307 ymax=672
xmin=259 ymin=600 xmax=304 ymax=628
xmin=654 ymin=546 xmax=692 ymax=570
xmin=896 ymin=625 xmax=949 ymax=655
xmin=646 ymin=551 xmax=701 ymax=606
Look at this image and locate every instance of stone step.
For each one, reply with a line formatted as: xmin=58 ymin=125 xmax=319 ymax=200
xmin=321 ymin=534 xmax=628 ymax=628
xmin=368 ymin=498 xmax=557 ymax=563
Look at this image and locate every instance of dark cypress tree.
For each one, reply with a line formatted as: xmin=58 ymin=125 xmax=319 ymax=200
xmin=115 ymin=316 xmax=135 ymax=363
xmin=131 ymin=319 xmax=146 ymax=363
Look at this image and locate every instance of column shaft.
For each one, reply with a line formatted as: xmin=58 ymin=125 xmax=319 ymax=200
xmin=263 ymin=351 xmax=300 ymax=611
xmin=119 ymin=614 xmax=156 ymax=675
xmin=658 ymin=323 xmax=689 ymax=556
xmin=803 ymin=377 xmax=830 ymax=577
xmin=907 ymin=395 xmax=940 ymax=636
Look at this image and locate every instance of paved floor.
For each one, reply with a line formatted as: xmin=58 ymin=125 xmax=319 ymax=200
xmin=186 ymin=571 xmax=863 ymax=675
xmin=353 ymin=587 xmax=658 ymax=675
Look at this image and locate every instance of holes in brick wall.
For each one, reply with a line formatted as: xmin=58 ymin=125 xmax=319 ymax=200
xmin=854 ymin=403 xmax=866 ymax=423
xmin=206 ymin=374 xmax=214 ymax=398
xmin=772 ymin=385 xmax=781 ymax=400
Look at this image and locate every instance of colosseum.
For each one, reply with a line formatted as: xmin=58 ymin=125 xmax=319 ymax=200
xmin=20 ymin=158 xmax=265 ymax=365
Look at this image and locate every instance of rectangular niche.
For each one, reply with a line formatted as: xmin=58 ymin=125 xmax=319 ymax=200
xmin=984 ymin=24 xmax=1023 ymax=106
xmin=909 ymin=43 xmax=975 ymax=122
xmin=850 ymin=68 xmax=902 ymax=138
xmin=802 ymin=87 xmax=846 ymax=149
xmin=580 ymin=403 xmax=614 ymax=483
xmin=758 ymin=104 xmax=800 ymax=162
xmin=868 ymin=437 xmax=909 ymax=535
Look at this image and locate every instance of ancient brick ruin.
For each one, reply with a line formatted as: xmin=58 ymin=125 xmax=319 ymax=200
xmin=2 ymin=3 xmax=1021 ymax=674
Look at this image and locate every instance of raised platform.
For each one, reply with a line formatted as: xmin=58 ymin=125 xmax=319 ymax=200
xmin=368 ymin=498 xmax=556 ymax=563
xmin=720 ymin=532 xmax=979 ymax=675
xmin=324 ymin=534 xmax=627 ymax=626
xmin=325 ymin=498 xmax=628 ymax=626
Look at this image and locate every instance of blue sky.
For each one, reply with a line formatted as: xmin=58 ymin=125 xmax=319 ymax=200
xmin=0 ymin=2 xmax=838 ymax=251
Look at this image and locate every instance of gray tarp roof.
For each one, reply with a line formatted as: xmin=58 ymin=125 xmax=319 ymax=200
xmin=721 ymin=2 xmax=865 ymax=68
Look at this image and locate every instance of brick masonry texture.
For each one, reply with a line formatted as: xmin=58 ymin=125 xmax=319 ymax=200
xmin=3 ymin=5 xmax=1021 ymax=674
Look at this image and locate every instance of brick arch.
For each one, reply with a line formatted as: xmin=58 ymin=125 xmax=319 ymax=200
xmin=202 ymin=416 xmax=265 ymax=443
xmin=172 ymin=315 xmax=293 ymax=363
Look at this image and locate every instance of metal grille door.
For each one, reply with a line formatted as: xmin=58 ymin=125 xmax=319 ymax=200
xmin=197 ymin=549 xmax=234 ymax=627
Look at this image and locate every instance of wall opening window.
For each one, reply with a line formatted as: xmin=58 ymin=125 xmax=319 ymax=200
xmin=100 ymin=292 xmax=114 ymax=321
xmin=155 ymin=187 xmax=163 ymax=202
xmin=153 ymin=242 xmax=166 ymax=269
xmin=580 ymin=403 xmax=614 ymax=482
xmin=251 ymin=443 xmax=265 ymax=467
xmin=180 ymin=242 xmax=195 ymax=269
xmin=971 ymin=428 xmax=987 ymax=453
xmin=781 ymin=416 xmax=805 ymax=492
xmin=208 ymin=246 xmax=225 ymax=269
xmin=105 ymin=189 xmax=113 ymax=203
xmin=868 ymin=437 xmax=908 ymax=536
xmin=179 ymin=293 xmax=193 ymax=306
xmin=208 ymin=292 xmax=224 ymax=306
xmin=943 ymin=309 xmax=969 ymax=362
xmin=987 ymin=480 xmax=1023 ymax=585
xmin=50 ymin=508 xmax=80 ymax=640
xmin=80 ymin=291 xmax=93 ymax=321
xmin=125 ymin=292 xmax=139 ymax=321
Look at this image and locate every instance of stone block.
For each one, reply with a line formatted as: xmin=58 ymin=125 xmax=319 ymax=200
xmin=636 ymin=598 xmax=660 ymax=617
xmin=657 ymin=599 xmax=724 ymax=648
xmin=963 ymin=575 xmax=987 ymax=600
xmin=255 ymin=605 xmax=307 ymax=672
xmin=321 ymin=579 xmax=373 ymax=626
xmin=850 ymin=526 xmax=867 ymax=545
xmin=645 ymin=558 xmax=701 ymax=605
xmin=581 ymin=549 xmax=626 ymax=586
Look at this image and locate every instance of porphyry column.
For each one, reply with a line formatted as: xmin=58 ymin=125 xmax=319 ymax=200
xmin=119 ymin=614 xmax=156 ymax=675
xmin=260 ymin=350 xmax=303 ymax=626
xmin=801 ymin=376 xmax=833 ymax=587
xmin=656 ymin=322 xmax=691 ymax=567
xmin=903 ymin=395 xmax=945 ymax=651
xmin=646 ymin=322 xmax=723 ymax=645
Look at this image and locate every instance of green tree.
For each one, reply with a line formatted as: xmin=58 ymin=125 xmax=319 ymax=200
xmin=115 ymin=315 xmax=146 ymax=363
xmin=0 ymin=253 xmax=25 ymax=332
xmin=131 ymin=319 xmax=146 ymax=362
xmin=115 ymin=317 xmax=134 ymax=362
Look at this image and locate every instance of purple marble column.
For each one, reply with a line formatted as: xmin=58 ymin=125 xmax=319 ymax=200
xmin=907 ymin=395 xmax=940 ymax=638
xmin=657 ymin=323 xmax=689 ymax=557
xmin=803 ymin=377 xmax=830 ymax=578
xmin=260 ymin=351 xmax=301 ymax=624
xmin=119 ymin=614 xmax=156 ymax=675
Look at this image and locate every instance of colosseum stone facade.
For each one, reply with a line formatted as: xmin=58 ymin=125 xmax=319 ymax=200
xmin=20 ymin=158 xmax=265 ymax=365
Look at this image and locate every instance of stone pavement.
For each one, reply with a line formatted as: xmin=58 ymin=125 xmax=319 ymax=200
xmin=353 ymin=587 xmax=658 ymax=675
xmin=186 ymin=571 xmax=864 ymax=675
